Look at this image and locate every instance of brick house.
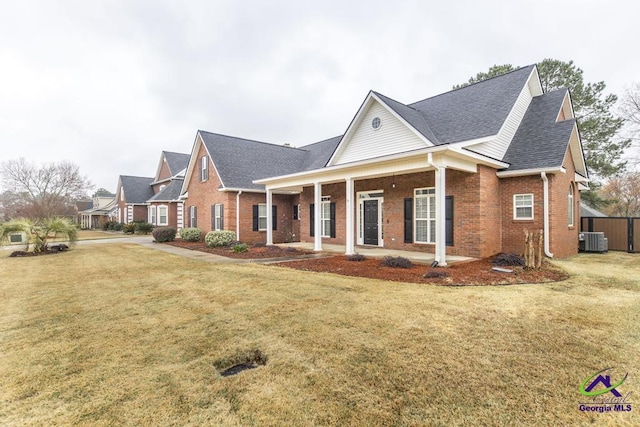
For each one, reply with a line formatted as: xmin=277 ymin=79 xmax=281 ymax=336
xmin=184 ymin=65 xmax=588 ymax=262
xmin=115 ymin=175 xmax=154 ymax=224
xmin=146 ymin=151 xmax=190 ymax=229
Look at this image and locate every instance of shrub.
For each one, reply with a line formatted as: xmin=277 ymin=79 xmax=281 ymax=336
xmin=381 ymin=256 xmax=413 ymax=269
xmin=134 ymin=222 xmax=154 ymax=235
xmin=122 ymin=223 xmax=136 ymax=234
xmin=423 ymin=269 xmax=450 ymax=279
xmin=102 ymin=221 xmax=112 ymax=231
xmin=231 ymin=243 xmax=249 ymax=253
xmin=205 ymin=230 xmax=236 ymax=247
xmin=179 ymin=227 xmax=202 ymax=242
xmin=492 ymin=253 xmax=525 ymax=267
xmin=152 ymin=227 xmax=176 ymax=243
xmin=113 ymin=222 xmax=124 ymax=232
xmin=346 ymin=254 xmax=365 ymax=261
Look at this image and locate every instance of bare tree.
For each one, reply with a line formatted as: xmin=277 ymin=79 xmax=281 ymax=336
xmin=0 ymin=158 xmax=93 ymax=219
xmin=620 ymin=84 xmax=640 ymax=170
xmin=599 ymin=172 xmax=640 ymax=217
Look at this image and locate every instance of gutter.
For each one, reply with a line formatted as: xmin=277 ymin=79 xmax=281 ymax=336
xmin=541 ymin=172 xmax=553 ymax=258
xmin=236 ymin=190 xmax=243 ymax=241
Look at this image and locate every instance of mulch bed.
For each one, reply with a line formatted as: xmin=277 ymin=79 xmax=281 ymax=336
xmin=8 ymin=244 xmax=69 ymax=258
xmin=164 ymin=240 xmax=312 ymax=259
xmin=273 ymin=256 xmax=569 ymax=286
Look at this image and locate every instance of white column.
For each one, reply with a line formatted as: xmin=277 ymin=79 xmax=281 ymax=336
xmin=266 ymin=188 xmax=273 ymax=245
xmin=435 ymin=166 xmax=447 ymax=266
xmin=314 ymin=182 xmax=322 ymax=251
xmin=345 ymin=177 xmax=355 ymax=255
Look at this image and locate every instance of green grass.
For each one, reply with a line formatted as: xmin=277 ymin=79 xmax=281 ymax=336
xmin=0 ymin=245 xmax=638 ymax=426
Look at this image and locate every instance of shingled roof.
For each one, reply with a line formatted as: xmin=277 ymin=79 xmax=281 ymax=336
xmin=148 ymin=179 xmax=183 ymax=202
xmin=501 ymin=89 xmax=575 ymax=171
xmin=198 ymin=131 xmax=341 ymax=190
xmin=163 ymin=151 xmax=190 ymax=176
xmin=119 ymin=175 xmax=154 ymax=204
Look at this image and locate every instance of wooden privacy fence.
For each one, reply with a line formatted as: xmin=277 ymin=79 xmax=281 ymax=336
xmin=581 ymin=217 xmax=640 ymax=253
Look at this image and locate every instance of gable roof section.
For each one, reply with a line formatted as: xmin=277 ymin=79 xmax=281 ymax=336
xmin=300 ymin=136 xmax=343 ymax=171
xmin=409 ymin=65 xmax=536 ymax=144
xmin=373 ymin=92 xmax=440 ymax=144
xmin=164 ymin=151 xmax=190 ymax=176
xmin=148 ymin=179 xmax=184 ymax=202
xmin=119 ymin=175 xmax=154 ymax=204
xmin=501 ymin=89 xmax=576 ymax=172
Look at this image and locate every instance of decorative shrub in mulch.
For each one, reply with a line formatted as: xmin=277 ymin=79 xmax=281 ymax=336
xmin=9 ymin=244 xmax=69 ymax=258
xmin=165 ymin=240 xmax=312 ymax=259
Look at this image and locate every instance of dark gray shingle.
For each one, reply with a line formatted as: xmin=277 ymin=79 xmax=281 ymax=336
xmin=501 ymin=89 xmax=574 ymax=171
xmin=120 ymin=175 xmax=154 ymax=204
xmin=148 ymin=179 xmax=183 ymax=202
xmin=163 ymin=151 xmax=190 ymax=176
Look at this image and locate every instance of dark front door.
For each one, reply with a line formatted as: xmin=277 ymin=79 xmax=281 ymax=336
xmin=364 ymin=200 xmax=379 ymax=245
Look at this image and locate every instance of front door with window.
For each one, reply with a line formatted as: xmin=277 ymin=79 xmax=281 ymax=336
xmin=363 ymin=200 xmax=379 ymax=245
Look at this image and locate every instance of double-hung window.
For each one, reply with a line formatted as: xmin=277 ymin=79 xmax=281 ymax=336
xmin=148 ymin=205 xmax=156 ymax=225
xmin=514 ymin=194 xmax=534 ymax=220
xmin=320 ymin=196 xmax=331 ymax=238
xmin=214 ymin=204 xmax=223 ymax=230
xmin=414 ymin=188 xmax=435 ymax=244
xmin=258 ymin=204 xmax=267 ymax=231
xmin=200 ymin=156 xmax=209 ymax=182
xmin=158 ymin=205 xmax=168 ymax=226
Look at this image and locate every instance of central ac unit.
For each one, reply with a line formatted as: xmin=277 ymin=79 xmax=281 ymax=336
xmin=579 ymin=232 xmax=608 ymax=253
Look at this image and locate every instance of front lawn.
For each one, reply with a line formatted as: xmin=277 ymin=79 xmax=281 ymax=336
xmin=0 ymin=245 xmax=638 ymax=425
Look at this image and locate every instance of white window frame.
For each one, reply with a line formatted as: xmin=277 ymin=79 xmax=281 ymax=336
xmin=148 ymin=205 xmax=156 ymax=225
xmin=414 ymin=188 xmax=436 ymax=244
xmin=158 ymin=205 xmax=168 ymax=226
xmin=514 ymin=194 xmax=534 ymax=220
xmin=201 ymin=156 xmax=208 ymax=182
xmin=320 ymin=196 xmax=331 ymax=238
xmin=214 ymin=203 xmax=223 ymax=230
xmin=568 ymin=185 xmax=574 ymax=227
xmin=190 ymin=206 xmax=197 ymax=227
xmin=258 ymin=203 xmax=267 ymax=231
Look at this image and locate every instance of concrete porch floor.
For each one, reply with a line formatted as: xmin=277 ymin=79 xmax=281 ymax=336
xmin=276 ymin=242 xmax=474 ymax=265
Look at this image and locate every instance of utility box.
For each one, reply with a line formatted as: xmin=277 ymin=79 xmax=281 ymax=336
xmin=579 ymin=232 xmax=608 ymax=253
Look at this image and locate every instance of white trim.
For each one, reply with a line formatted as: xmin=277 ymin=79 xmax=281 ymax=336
xmin=345 ymin=178 xmax=355 ymax=255
xmin=157 ymin=205 xmax=168 ymax=226
xmin=236 ymin=191 xmax=242 ymax=240
xmin=148 ymin=205 xmax=156 ymax=225
xmin=413 ymin=187 xmax=436 ymax=244
xmin=568 ymin=184 xmax=575 ymax=227
xmin=314 ymin=182 xmax=322 ymax=251
xmin=356 ymin=190 xmax=384 ymax=247
xmin=266 ymin=191 xmax=273 ymax=244
xmin=497 ymin=167 xmax=565 ymax=178
xmin=513 ymin=194 xmax=534 ymax=220
xmin=257 ymin=203 xmax=268 ymax=232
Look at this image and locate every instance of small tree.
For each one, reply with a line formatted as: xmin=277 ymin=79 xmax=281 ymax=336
xmin=599 ymin=172 xmax=640 ymax=217
xmin=1 ymin=217 xmax=78 ymax=252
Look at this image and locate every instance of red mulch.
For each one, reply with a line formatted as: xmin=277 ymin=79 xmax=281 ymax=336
xmin=164 ymin=240 xmax=312 ymax=259
xmin=273 ymin=256 xmax=569 ymax=286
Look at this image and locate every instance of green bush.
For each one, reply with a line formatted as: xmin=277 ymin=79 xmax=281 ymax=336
xmin=123 ymin=223 xmax=136 ymax=234
xmin=179 ymin=227 xmax=202 ymax=242
xmin=113 ymin=222 xmax=124 ymax=232
xmin=134 ymin=222 xmax=154 ymax=235
xmin=205 ymin=230 xmax=236 ymax=247
xmin=231 ymin=243 xmax=249 ymax=253
xmin=381 ymin=256 xmax=413 ymax=269
xmin=346 ymin=254 xmax=365 ymax=261
xmin=152 ymin=227 xmax=176 ymax=243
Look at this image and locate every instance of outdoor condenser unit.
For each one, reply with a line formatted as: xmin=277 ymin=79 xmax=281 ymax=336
xmin=578 ymin=232 xmax=608 ymax=253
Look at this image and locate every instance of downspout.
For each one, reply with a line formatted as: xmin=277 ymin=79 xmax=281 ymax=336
xmin=541 ymin=172 xmax=553 ymax=258
xmin=236 ymin=190 xmax=243 ymax=241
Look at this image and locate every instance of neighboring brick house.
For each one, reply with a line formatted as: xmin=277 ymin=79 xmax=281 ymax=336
xmin=76 ymin=194 xmax=116 ymax=229
xmin=185 ymin=65 xmax=588 ymax=262
xmin=115 ymin=176 xmax=154 ymax=224
xmin=146 ymin=151 xmax=190 ymax=229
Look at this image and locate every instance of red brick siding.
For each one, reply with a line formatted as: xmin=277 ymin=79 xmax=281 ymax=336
xmin=549 ymin=146 xmax=580 ymax=258
xmin=499 ymin=175 xmax=544 ymax=255
xmin=148 ymin=202 xmax=179 ymax=229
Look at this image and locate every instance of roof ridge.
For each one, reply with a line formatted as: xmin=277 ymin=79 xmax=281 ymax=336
xmin=120 ymin=175 xmax=154 ymax=179
xmin=409 ymin=64 xmax=536 ymax=105
xmin=299 ymin=135 xmax=343 ymax=149
xmin=198 ymin=129 xmax=305 ymax=151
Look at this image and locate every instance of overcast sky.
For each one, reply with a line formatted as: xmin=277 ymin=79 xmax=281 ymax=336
xmin=1 ymin=0 xmax=639 ymax=192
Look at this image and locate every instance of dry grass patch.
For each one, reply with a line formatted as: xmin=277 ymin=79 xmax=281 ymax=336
xmin=0 ymin=246 xmax=639 ymax=426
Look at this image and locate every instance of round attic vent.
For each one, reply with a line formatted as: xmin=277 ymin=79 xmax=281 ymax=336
xmin=371 ymin=117 xmax=381 ymax=130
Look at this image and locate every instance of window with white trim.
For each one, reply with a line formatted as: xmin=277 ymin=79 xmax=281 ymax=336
xmin=200 ymin=156 xmax=209 ymax=182
xmin=414 ymin=188 xmax=436 ymax=244
xmin=158 ymin=205 xmax=168 ymax=226
xmin=568 ymin=185 xmax=574 ymax=227
xmin=321 ymin=196 xmax=331 ymax=238
xmin=148 ymin=205 xmax=156 ymax=225
xmin=514 ymin=194 xmax=534 ymax=220
xmin=214 ymin=203 xmax=223 ymax=230
xmin=258 ymin=204 xmax=267 ymax=231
